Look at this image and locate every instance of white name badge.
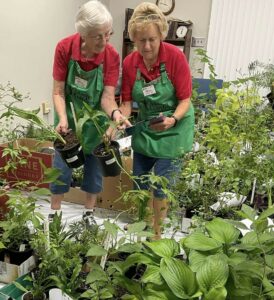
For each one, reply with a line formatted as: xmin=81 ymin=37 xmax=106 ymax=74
xmin=75 ymin=76 xmax=88 ymax=88
xmin=142 ymin=85 xmax=156 ymax=96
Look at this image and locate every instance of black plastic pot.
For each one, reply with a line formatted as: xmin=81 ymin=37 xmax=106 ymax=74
xmin=54 ymin=131 xmax=85 ymax=168
xmin=93 ymin=141 xmax=122 ymax=177
xmin=6 ymin=247 xmax=33 ymax=265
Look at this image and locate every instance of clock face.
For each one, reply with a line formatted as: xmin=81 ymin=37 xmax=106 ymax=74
xmin=176 ymin=26 xmax=188 ymax=38
xmin=156 ymin=0 xmax=175 ymax=16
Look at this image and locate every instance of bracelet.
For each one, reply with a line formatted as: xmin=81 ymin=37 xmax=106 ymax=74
xmin=111 ymin=109 xmax=122 ymax=120
xmin=171 ymin=115 xmax=179 ymax=127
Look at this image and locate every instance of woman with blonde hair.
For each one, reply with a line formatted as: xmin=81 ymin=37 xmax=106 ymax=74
xmin=121 ymin=2 xmax=194 ymax=239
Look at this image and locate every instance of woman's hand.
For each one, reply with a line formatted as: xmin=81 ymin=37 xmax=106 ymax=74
xmin=149 ymin=114 xmax=176 ymax=131
xmin=56 ymin=117 xmax=69 ymax=133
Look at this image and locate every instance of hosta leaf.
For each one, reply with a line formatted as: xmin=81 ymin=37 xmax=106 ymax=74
xmin=160 ymin=257 xmax=199 ymax=298
xmin=141 ymin=265 xmax=164 ymax=285
xmin=188 ymin=250 xmax=208 ymax=272
xmin=196 ymin=254 xmax=229 ymax=292
xmin=143 ymin=284 xmax=182 ymax=300
xmin=228 ymin=252 xmax=247 ymax=266
xmin=144 ymin=238 xmax=180 ymax=258
xmin=121 ymin=253 xmax=157 ymax=273
xmin=204 ymin=287 xmax=227 ymax=300
xmin=183 ymin=232 xmax=222 ymax=251
xmin=206 ymin=218 xmax=240 ymax=244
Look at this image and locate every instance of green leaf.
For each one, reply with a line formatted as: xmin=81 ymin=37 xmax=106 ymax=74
xmin=117 ymin=243 xmax=143 ymax=254
xmin=121 ymin=253 xmax=157 ymax=273
xmin=183 ymin=232 xmax=222 ymax=251
xmin=257 ymin=205 xmax=274 ymax=221
xmin=86 ymin=267 xmax=108 ymax=283
xmin=86 ymin=243 xmax=108 ymax=257
xmin=188 ymin=250 xmax=208 ymax=272
xmin=103 ymin=220 xmax=119 ymax=239
xmin=206 ymin=218 xmax=240 ymax=244
xmin=160 ymin=257 xmax=199 ymax=298
xmin=241 ymin=204 xmax=257 ymax=221
xmin=204 ymin=287 xmax=227 ymax=300
xmin=127 ymin=221 xmax=147 ymax=234
xmin=141 ymin=265 xmax=164 ymax=285
xmin=196 ymin=254 xmax=229 ymax=292
xmin=144 ymin=238 xmax=180 ymax=258
xmin=265 ymin=255 xmax=274 ymax=269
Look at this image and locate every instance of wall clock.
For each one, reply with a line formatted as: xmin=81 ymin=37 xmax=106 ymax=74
xmin=156 ymin=0 xmax=175 ymax=16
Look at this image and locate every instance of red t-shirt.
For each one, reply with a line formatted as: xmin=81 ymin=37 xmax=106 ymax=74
xmin=121 ymin=42 xmax=192 ymax=102
xmin=53 ymin=33 xmax=120 ymax=87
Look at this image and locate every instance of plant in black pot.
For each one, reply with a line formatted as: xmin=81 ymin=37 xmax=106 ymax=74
xmin=0 ymin=106 xmax=85 ymax=169
xmin=0 ymin=188 xmax=44 ymax=265
xmin=76 ymin=102 xmax=123 ymax=177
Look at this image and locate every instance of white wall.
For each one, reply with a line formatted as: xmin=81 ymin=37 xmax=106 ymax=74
xmin=0 ymin=0 xmax=211 ymax=123
xmin=0 ymin=0 xmax=86 ymax=122
xmin=108 ymin=0 xmax=212 ymax=77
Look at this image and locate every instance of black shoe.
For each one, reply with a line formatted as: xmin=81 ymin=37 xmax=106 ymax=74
xmin=83 ymin=210 xmax=96 ymax=227
xmin=48 ymin=213 xmax=55 ymax=222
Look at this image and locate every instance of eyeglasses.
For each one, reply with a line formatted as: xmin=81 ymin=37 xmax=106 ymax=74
xmin=88 ymin=30 xmax=114 ymax=41
xmin=133 ymin=14 xmax=161 ymax=24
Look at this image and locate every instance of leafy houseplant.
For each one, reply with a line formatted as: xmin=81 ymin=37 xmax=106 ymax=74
xmin=76 ymin=102 xmax=123 ymax=177
xmin=0 ymin=188 xmax=46 ymax=264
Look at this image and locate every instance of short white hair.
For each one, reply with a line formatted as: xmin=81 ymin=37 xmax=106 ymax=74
xmin=75 ymin=0 xmax=113 ymax=36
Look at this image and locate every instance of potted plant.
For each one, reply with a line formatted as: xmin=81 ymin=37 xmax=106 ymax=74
xmin=0 ymin=188 xmax=45 ymax=265
xmin=76 ymin=102 xmax=122 ymax=177
xmin=0 ymin=105 xmax=86 ymax=169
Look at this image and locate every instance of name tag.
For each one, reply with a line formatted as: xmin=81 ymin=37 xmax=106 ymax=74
xmin=142 ymin=85 xmax=156 ymax=96
xmin=75 ymin=76 xmax=88 ymax=88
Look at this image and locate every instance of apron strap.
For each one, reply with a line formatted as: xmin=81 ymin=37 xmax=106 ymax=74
xmin=160 ymin=63 xmax=168 ymax=84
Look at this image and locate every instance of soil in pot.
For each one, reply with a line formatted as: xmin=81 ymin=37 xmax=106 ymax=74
xmin=54 ymin=130 xmax=85 ymax=168
xmin=21 ymin=291 xmax=46 ymax=300
xmin=93 ymin=141 xmax=122 ymax=177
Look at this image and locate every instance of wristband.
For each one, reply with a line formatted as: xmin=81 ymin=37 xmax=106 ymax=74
xmin=171 ymin=115 xmax=179 ymax=127
xmin=111 ymin=109 xmax=122 ymax=120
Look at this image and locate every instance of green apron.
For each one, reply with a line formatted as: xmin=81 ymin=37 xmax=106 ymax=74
xmin=54 ymin=59 xmax=108 ymax=155
xmin=132 ymin=63 xmax=194 ymax=158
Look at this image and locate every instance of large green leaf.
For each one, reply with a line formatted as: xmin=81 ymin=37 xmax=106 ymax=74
xmin=86 ymin=243 xmax=108 ymax=257
xmin=127 ymin=221 xmax=147 ymax=234
xmin=144 ymin=238 xmax=180 ymax=258
xmin=205 ymin=218 xmax=240 ymax=244
xmin=228 ymin=252 xmax=247 ymax=267
xmin=183 ymin=232 xmax=222 ymax=251
xmin=196 ymin=254 xmax=229 ymax=292
xmin=188 ymin=250 xmax=208 ymax=272
xmin=204 ymin=287 xmax=227 ymax=300
xmin=143 ymin=283 xmax=182 ymax=300
xmin=121 ymin=253 xmax=157 ymax=273
xmin=141 ymin=265 xmax=164 ymax=285
xmin=160 ymin=257 xmax=200 ymax=298
xmin=257 ymin=205 xmax=274 ymax=221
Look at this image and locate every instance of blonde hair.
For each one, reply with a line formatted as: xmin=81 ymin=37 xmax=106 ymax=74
xmin=128 ymin=2 xmax=168 ymax=41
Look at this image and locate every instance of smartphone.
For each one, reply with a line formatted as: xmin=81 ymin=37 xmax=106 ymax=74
xmin=149 ymin=115 xmax=165 ymax=125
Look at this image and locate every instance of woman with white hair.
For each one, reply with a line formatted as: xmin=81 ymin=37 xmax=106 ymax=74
xmin=50 ymin=0 xmax=125 ymax=223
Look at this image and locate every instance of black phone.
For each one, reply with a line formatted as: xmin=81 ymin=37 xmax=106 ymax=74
xmin=149 ymin=115 xmax=165 ymax=125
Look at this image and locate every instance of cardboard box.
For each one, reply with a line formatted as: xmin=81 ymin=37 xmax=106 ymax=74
xmin=0 ymin=255 xmax=36 ymax=284
xmin=0 ymin=138 xmax=53 ymax=187
xmin=64 ymin=156 xmax=134 ymax=211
